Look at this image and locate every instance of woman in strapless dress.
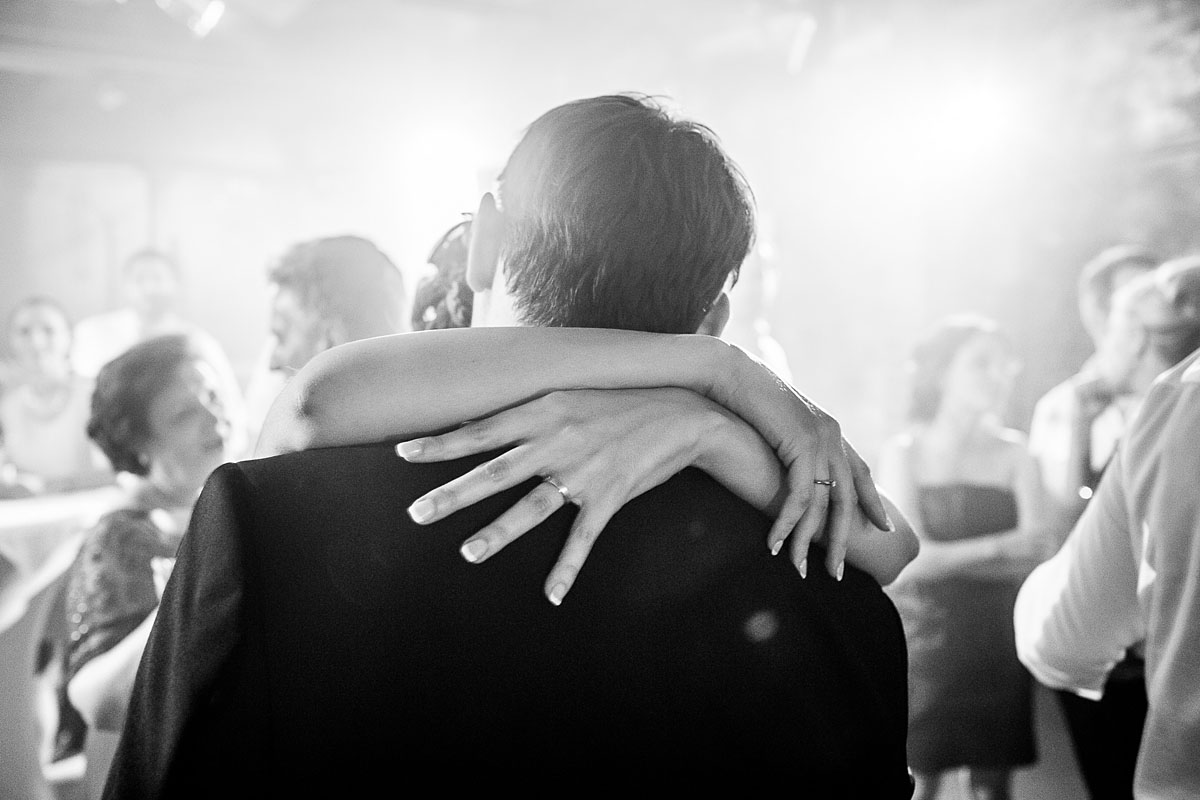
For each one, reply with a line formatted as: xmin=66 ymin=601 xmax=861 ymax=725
xmin=879 ymin=314 xmax=1054 ymax=800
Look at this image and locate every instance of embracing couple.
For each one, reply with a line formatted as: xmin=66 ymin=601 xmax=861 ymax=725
xmin=105 ymin=94 xmax=919 ymax=798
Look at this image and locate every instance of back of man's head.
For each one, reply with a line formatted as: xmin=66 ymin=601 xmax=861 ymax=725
xmin=268 ymin=235 xmax=407 ymax=344
xmin=497 ymin=94 xmax=755 ymax=334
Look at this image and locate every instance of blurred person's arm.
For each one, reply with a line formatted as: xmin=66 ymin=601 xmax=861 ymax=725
xmin=67 ymin=609 xmax=158 ymax=732
xmin=1014 ymin=450 xmax=1142 ymax=698
xmin=883 ymin=432 xmax=1052 ymax=584
xmin=67 ymin=556 xmax=173 ymax=732
xmin=1031 ymin=374 xmax=1123 ymax=541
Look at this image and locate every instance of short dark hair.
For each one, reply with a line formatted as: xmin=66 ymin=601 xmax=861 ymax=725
xmin=906 ymin=314 xmax=1007 ymax=422
xmin=268 ymin=235 xmax=407 ymax=341
xmin=88 ymin=334 xmax=196 ymax=476
xmin=498 ymin=94 xmax=755 ymax=334
xmin=1079 ymin=244 xmax=1158 ymax=316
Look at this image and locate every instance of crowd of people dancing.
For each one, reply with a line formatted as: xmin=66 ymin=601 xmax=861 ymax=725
xmin=1 ymin=93 xmax=1198 ymax=799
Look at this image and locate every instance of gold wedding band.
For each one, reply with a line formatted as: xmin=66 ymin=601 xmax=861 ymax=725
xmin=813 ymin=478 xmax=837 ymax=488
xmin=544 ymin=476 xmax=573 ymax=503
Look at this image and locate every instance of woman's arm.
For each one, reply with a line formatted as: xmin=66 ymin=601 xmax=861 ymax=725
xmin=394 ymin=388 xmax=918 ymax=590
xmin=255 ymin=328 xmax=891 ymax=595
xmin=66 ymin=608 xmax=157 ymax=732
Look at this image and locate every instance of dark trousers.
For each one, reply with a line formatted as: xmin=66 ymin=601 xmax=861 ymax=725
xmin=1055 ymin=653 xmax=1147 ymax=800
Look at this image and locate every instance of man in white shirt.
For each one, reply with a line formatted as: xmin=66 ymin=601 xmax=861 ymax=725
xmin=240 ymin=235 xmax=408 ymax=445
xmin=1028 ymin=245 xmax=1157 ymax=525
xmin=1016 ymin=262 xmax=1200 ymax=799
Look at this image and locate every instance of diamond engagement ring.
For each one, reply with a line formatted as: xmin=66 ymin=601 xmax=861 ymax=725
xmin=813 ymin=478 xmax=837 ymax=488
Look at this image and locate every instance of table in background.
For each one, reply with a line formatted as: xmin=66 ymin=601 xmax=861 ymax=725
xmin=0 ymin=486 xmax=123 ymax=582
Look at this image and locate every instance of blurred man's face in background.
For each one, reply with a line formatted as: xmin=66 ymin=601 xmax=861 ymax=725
xmin=124 ymin=253 xmax=180 ymax=321
xmin=267 ymin=284 xmax=328 ymax=375
xmin=1081 ymin=262 xmax=1156 ymax=349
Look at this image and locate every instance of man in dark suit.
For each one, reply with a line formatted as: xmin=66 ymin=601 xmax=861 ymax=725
xmin=104 ymin=95 xmax=914 ymax=797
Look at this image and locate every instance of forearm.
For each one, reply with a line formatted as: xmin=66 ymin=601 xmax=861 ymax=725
xmin=256 ymin=328 xmax=726 ymax=457
xmin=66 ymin=609 xmax=157 ymax=731
xmin=825 ymin=494 xmax=919 ymax=586
xmin=901 ymin=528 xmax=1042 ymax=582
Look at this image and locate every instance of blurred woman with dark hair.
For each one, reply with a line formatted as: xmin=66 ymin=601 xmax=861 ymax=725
xmin=878 ymin=314 xmax=1052 ymax=800
xmin=51 ymin=334 xmax=231 ymax=768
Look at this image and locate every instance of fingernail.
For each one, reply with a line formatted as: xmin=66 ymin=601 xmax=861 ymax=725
xmin=770 ymin=539 xmax=783 ymax=556
xmin=548 ymin=583 xmax=567 ymax=606
xmin=460 ymin=539 xmax=488 ymax=563
xmin=408 ymin=498 xmax=436 ymax=523
xmin=886 ymin=513 xmax=896 ymax=532
xmin=836 ymin=561 xmax=844 ymax=582
xmin=799 ymin=558 xmax=807 ymax=579
xmin=396 ymin=440 xmax=424 ymax=459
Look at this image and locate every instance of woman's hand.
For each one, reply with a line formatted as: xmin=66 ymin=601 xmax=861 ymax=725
xmin=397 ymin=388 xmax=783 ymax=605
xmin=704 ymin=345 xmax=893 ymax=581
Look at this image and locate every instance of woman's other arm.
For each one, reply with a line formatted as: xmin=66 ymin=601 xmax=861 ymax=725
xmin=66 ymin=608 xmax=157 ymax=732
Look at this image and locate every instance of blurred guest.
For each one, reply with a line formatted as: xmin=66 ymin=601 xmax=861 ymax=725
xmin=1029 ymin=244 xmax=1157 ymax=530
xmin=71 ymin=248 xmax=248 ymax=457
xmin=1016 ymin=257 xmax=1200 ymax=800
xmin=411 ymin=218 xmax=474 ymax=332
xmin=722 ymin=236 xmax=794 ymax=383
xmin=241 ymin=234 xmax=408 ymax=445
xmin=1025 ymin=256 xmax=1200 ymax=800
xmin=879 ymin=314 xmax=1052 ymax=800
xmin=0 ymin=296 xmax=112 ymax=497
xmin=50 ymin=334 xmax=231 ymax=773
xmin=1026 ymin=245 xmax=1156 ymax=800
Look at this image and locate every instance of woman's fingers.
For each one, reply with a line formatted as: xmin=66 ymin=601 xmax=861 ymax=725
xmin=821 ymin=452 xmax=856 ymax=580
xmin=457 ymin=479 xmax=572 ymax=564
xmin=542 ymin=501 xmax=618 ymax=606
xmin=405 ymin=445 xmax=537 ymax=524
xmin=844 ymin=440 xmax=892 ymax=532
xmin=396 ymin=413 xmax=516 ymax=462
xmin=768 ymin=443 xmax=816 ymax=556
xmin=786 ymin=474 xmax=828 ymax=579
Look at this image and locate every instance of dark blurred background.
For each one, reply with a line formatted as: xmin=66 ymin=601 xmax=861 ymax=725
xmin=3 ymin=0 xmax=1200 ymax=459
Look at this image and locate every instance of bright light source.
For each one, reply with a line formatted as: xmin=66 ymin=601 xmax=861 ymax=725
xmin=154 ymin=0 xmax=225 ymax=38
xmin=908 ymin=77 xmax=1024 ymax=173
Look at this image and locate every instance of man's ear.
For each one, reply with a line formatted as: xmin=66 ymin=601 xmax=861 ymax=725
xmin=467 ymin=192 xmax=504 ymax=292
xmin=696 ymin=291 xmax=731 ymax=337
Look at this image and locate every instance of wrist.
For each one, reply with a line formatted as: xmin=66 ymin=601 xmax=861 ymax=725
xmin=691 ymin=404 xmax=737 ymax=472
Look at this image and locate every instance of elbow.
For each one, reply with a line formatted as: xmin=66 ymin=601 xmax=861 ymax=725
xmin=879 ymin=536 xmax=920 ymax=587
xmin=253 ymin=369 xmax=326 ymax=457
xmin=903 ymin=529 xmax=921 ymax=567
xmin=880 ymin=522 xmax=921 ymax=587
